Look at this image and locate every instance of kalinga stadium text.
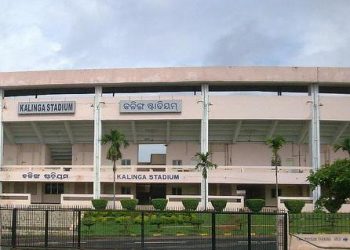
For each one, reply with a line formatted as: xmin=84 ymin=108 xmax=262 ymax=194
xmin=116 ymin=174 xmax=180 ymax=181
xmin=18 ymin=102 xmax=75 ymax=114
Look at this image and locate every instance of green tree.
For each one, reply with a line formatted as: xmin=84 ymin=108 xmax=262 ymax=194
xmin=308 ymin=159 xmax=350 ymax=213
xmin=195 ymin=152 xmax=217 ymax=210
xmin=334 ymin=138 xmax=350 ymax=157
xmin=101 ymin=129 xmax=129 ymax=209
xmin=266 ymin=135 xmax=286 ymax=207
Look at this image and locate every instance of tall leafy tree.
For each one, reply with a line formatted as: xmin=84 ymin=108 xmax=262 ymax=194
xmin=195 ymin=152 xmax=217 ymax=210
xmin=308 ymin=159 xmax=350 ymax=213
xmin=101 ymin=129 xmax=129 ymax=209
xmin=266 ymin=135 xmax=286 ymax=207
xmin=334 ymin=138 xmax=350 ymax=157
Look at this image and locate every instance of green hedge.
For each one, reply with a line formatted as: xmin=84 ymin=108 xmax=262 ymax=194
xmin=211 ymin=199 xmax=227 ymax=212
xmin=120 ymin=199 xmax=138 ymax=211
xmin=151 ymin=198 xmax=168 ymax=211
xmin=284 ymin=200 xmax=305 ymax=214
xmin=246 ymin=199 xmax=265 ymax=213
xmin=182 ymin=199 xmax=199 ymax=211
xmin=91 ymin=199 xmax=108 ymax=210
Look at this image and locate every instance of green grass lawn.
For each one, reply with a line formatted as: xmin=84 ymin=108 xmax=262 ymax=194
xmin=289 ymin=213 xmax=350 ymax=234
xmin=81 ymin=211 xmax=350 ymax=236
xmin=81 ymin=211 xmax=279 ymax=237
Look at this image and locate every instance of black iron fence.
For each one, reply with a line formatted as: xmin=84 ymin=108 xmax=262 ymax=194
xmin=289 ymin=212 xmax=350 ymax=234
xmin=0 ymin=207 xmax=288 ymax=250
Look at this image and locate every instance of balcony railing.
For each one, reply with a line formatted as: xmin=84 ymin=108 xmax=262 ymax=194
xmin=0 ymin=165 xmax=312 ymax=184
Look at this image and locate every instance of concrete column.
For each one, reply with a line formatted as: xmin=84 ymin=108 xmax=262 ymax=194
xmin=201 ymin=84 xmax=209 ymax=209
xmin=93 ymin=86 xmax=102 ymax=199
xmin=0 ymin=89 xmax=4 ymax=194
xmin=309 ymin=83 xmax=321 ymax=204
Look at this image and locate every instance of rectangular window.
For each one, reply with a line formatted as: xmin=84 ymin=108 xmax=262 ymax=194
xmin=172 ymin=187 xmax=182 ymax=195
xmin=45 ymin=183 xmax=64 ymax=194
xmin=121 ymin=186 xmax=131 ymax=194
xmin=121 ymin=159 xmax=131 ymax=165
xmin=172 ymin=160 xmax=182 ymax=166
xmin=271 ymin=189 xmax=282 ymax=198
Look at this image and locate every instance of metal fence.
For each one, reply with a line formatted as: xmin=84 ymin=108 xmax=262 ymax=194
xmin=289 ymin=212 xmax=350 ymax=234
xmin=0 ymin=207 xmax=288 ymax=250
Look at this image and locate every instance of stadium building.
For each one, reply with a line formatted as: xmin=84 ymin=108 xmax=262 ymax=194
xmin=0 ymin=66 xmax=349 ymax=211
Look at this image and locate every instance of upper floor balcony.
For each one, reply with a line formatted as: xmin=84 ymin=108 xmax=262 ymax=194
xmin=0 ymin=164 xmax=311 ymax=185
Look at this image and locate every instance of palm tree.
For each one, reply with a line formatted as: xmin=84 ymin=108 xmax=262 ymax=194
xmin=195 ymin=152 xmax=217 ymax=210
xmin=334 ymin=138 xmax=350 ymax=157
xmin=266 ymin=135 xmax=286 ymax=207
xmin=101 ymin=129 xmax=129 ymax=209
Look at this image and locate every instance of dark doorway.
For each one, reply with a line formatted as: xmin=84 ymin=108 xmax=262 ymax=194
xmin=237 ymin=184 xmax=265 ymax=200
xmin=136 ymin=184 xmax=166 ymax=205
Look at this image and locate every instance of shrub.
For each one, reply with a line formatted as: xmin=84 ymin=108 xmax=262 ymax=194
xmin=284 ymin=200 xmax=305 ymax=214
xmin=152 ymin=198 xmax=168 ymax=211
xmin=82 ymin=217 xmax=95 ymax=232
xmin=91 ymin=199 xmax=108 ymax=210
xmin=182 ymin=199 xmax=199 ymax=211
xmin=211 ymin=199 xmax=227 ymax=212
xmin=121 ymin=199 xmax=138 ymax=211
xmin=246 ymin=199 xmax=265 ymax=213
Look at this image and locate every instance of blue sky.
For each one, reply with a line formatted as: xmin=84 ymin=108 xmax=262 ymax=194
xmin=1 ymin=0 xmax=350 ymax=71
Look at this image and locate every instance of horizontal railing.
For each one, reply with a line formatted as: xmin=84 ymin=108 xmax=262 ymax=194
xmin=61 ymin=194 xmax=134 ymax=208
xmin=0 ymin=164 xmax=312 ymax=173
xmin=278 ymin=196 xmax=350 ymax=213
xmin=166 ymin=195 xmax=245 ymax=210
xmin=0 ymin=193 xmax=31 ymax=206
xmin=0 ymin=165 xmax=311 ymax=184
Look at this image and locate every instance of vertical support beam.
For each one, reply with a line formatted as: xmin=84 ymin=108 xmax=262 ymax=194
xmin=309 ymin=83 xmax=321 ymax=204
xmin=93 ymin=86 xmax=102 ymax=199
xmin=201 ymin=84 xmax=209 ymax=210
xmin=0 ymin=89 xmax=4 ymax=194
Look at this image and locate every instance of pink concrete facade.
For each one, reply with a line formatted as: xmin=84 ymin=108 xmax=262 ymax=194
xmin=0 ymin=66 xmax=349 ymax=210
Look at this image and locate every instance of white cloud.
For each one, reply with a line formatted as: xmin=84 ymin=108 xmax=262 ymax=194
xmin=1 ymin=0 xmax=350 ymax=71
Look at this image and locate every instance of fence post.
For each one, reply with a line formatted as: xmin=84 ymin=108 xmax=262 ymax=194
xmin=141 ymin=211 xmax=145 ymax=249
xmin=211 ymin=212 xmax=216 ymax=250
xmin=44 ymin=210 xmax=49 ymax=248
xmin=77 ymin=210 xmax=81 ymax=249
xmin=247 ymin=213 xmax=252 ymax=250
xmin=284 ymin=213 xmax=288 ymax=250
xmin=11 ymin=208 xmax=17 ymax=248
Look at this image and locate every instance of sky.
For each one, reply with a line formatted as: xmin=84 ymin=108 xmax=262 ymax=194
xmin=1 ymin=0 xmax=350 ymax=72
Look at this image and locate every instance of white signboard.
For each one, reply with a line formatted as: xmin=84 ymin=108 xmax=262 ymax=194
xmin=18 ymin=101 xmax=76 ymax=115
xmin=120 ymin=100 xmax=182 ymax=113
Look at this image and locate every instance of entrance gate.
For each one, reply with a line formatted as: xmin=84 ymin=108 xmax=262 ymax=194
xmin=0 ymin=208 xmax=288 ymax=250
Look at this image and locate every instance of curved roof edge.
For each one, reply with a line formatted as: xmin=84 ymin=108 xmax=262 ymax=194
xmin=1 ymin=66 xmax=350 ymax=90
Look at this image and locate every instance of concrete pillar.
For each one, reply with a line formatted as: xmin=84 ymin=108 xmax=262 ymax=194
xmin=0 ymin=89 xmax=4 ymax=194
xmin=93 ymin=86 xmax=102 ymax=199
xmin=201 ymin=84 xmax=209 ymax=209
xmin=309 ymin=83 xmax=321 ymax=204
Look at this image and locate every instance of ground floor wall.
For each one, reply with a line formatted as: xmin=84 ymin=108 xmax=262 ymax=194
xmin=1 ymin=182 xmax=310 ymax=207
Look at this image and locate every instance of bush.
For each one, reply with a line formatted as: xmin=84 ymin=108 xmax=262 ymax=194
xmin=91 ymin=199 xmax=108 ymax=210
xmin=152 ymin=198 xmax=168 ymax=211
xmin=246 ymin=199 xmax=265 ymax=213
xmin=82 ymin=217 xmax=95 ymax=232
xmin=284 ymin=200 xmax=305 ymax=214
xmin=121 ymin=199 xmax=138 ymax=211
xmin=211 ymin=199 xmax=227 ymax=212
xmin=182 ymin=199 xmax=199 ymax=211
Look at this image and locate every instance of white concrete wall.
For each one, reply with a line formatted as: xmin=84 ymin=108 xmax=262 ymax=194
xmin=4 ymin=144 xmax=52 ymax=165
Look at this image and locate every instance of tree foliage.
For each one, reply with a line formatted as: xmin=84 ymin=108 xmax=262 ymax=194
xmin=308 ymin=159 xmax=350 ymax=213
xmin=334 ymin=138 xmax=350 ymax=157
xmin=266 ymin=135 xmax=286 ymax=166
xmin=101 ymin=129 xmax=129 ymax=171
xmin=195 ymin=152 xmax=217 ymax=179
